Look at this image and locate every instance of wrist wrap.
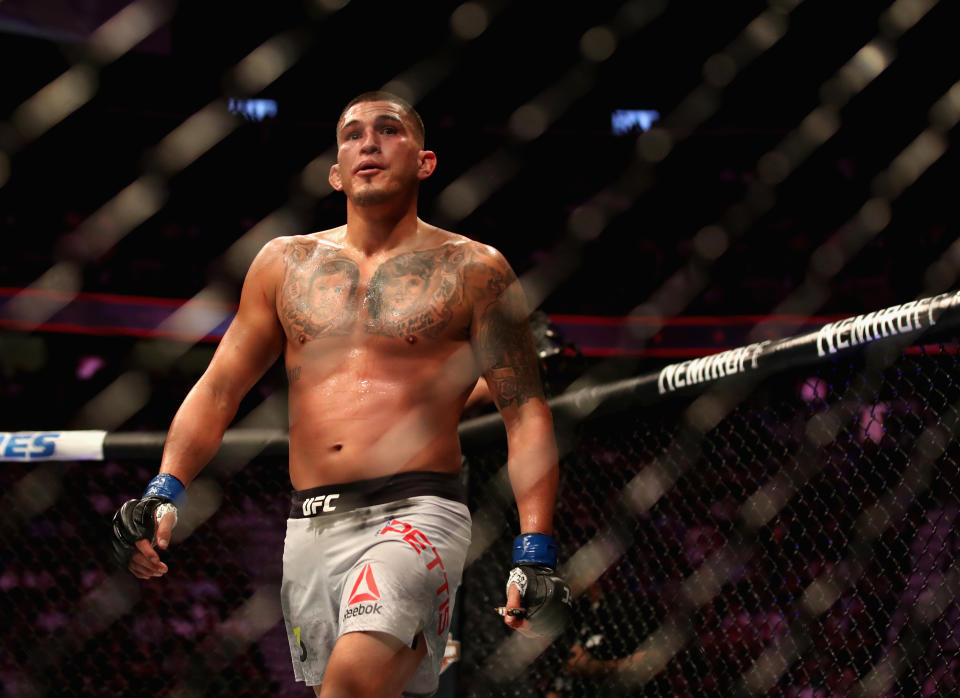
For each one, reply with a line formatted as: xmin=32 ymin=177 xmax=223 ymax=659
xmin=111 ymin=474 xmax=185 ymax=566
xmin=512 ymin=532 xmax=557 ymax=569
xmin=143 ymin=473 xmax=186 ymax=507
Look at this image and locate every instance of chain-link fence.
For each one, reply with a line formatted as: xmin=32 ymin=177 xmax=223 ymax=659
xmin=458 ymin=317 xmax=960 ymax=697
xmin=2 ymin=298 xmax=959 ymax=696
xmin=0 ymin=450 xmax=288 ymax=696
xmin=462 ymin=354 xmax=960 ymax=697
xmin=1 ymin=1 xmax=959 ymax=696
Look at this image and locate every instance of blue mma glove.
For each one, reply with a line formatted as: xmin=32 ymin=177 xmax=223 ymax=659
xmin=111 ymin=474 xmax=184 ymax=565
xmin=505 ymin=533 xmax=572 ymax=636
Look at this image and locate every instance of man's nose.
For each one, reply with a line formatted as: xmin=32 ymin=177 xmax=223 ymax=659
xmin=360 ymin=129 xmax=380 ymax=153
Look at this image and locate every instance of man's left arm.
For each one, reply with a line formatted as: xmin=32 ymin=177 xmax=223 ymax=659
xmin=470 ymin=248 xmax=569 ymax=635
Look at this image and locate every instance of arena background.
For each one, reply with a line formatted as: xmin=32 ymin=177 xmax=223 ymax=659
xmin=1 ymin=1 xmax=959 ymax=696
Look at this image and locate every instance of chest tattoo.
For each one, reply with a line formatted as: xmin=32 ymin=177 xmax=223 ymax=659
xmin=279 ymin=241 xmax=360 ymax=339
xmin=365 ymin=245 xmax=467 ymax=338
xmin=279 ymin=241 xmax=470 ymax=342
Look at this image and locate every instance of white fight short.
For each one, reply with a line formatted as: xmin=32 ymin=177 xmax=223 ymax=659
xmin=281 ymin=471 xmax=471 ymax=696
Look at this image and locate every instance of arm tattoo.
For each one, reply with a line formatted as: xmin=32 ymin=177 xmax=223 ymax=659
xmin=278 ymin=239 xmax=360 ymax=340
xmin=475 ymin=265 xmax=544 ymax=409
xmin=365 ymin=244 xmax=466 ymax=338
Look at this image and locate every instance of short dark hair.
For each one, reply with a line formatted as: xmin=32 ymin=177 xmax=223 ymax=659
xmin=336 ymin=91 xmax=425 ymax=146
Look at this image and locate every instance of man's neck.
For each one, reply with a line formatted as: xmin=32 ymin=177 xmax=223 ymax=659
xmin=344 ymin=200 xmax=422 ymax=257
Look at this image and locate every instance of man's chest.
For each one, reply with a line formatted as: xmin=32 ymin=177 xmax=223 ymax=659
xmin=277 ymin=242 xmax=473 ymax=342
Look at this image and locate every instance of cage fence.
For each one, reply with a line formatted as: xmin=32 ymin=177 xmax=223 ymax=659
xmin=1 ymin=296 xmax=959 ymax=696
xmin=0 ymin=0 xmax=959 ymax=696
xmin=459 ymin=345 xmax=960 ymax=697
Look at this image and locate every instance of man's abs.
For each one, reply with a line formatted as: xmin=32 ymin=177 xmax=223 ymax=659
xmin=284 ymin=341 xmax=477 ymax=489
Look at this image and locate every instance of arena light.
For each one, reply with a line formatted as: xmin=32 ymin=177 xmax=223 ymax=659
xmin=611 ymin=109 xmax=660 ymax=135
xmin=225 ymin=0 xmax=509 ymax=285
xmin=435 ymin=0 xmax=668 ymax=233
xmin=9 ymin=23 xmax=313 ymax=333
xmin=227 ymin=97 xmax=278 ymax=122
xmin=518 ymin=0 xmax=805 ymax=315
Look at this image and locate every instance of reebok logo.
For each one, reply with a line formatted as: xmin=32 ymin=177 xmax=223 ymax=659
xmin=347 ymin=563 xmax=380 ymax=604
xmin=343 ymin=603 xmax=382 ymax=621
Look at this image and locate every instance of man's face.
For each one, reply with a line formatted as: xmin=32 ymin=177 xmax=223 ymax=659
xmin=381 ymin=272 xmax=429 ymax=315
xmin=309 ymin=269 xmax=353 ymax=323
xmin=331 ymin=101 xmax=432 ymax=206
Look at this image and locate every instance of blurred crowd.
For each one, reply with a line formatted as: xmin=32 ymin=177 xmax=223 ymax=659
xmin=3 ymin=310 xmax=960 ymax=697
xmin=2 ymin=2 xmax=959 ymax=695
xmin=487 ymin=355 xmax=960 ymax=697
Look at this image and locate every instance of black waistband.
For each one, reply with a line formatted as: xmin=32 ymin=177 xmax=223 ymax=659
xmin=289 ymin=471 xmax=467 ymax=519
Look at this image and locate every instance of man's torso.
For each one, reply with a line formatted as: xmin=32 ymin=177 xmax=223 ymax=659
xmin=272 ymin=226 xmax=506 ymax=488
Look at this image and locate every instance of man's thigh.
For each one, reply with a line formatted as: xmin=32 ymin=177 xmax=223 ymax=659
xmin=316 ymin=630 xmax=428 ymax=698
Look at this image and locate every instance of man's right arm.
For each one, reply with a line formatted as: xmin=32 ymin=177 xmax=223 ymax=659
xmin=158 ymin=239 xmax=286 ymax=487
xmin=119 ymin=238 xmax=287 ymax=579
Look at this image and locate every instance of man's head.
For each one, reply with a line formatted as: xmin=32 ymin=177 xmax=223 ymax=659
xmin=329 ymin=91 xmax=436 ymax=207
xmin=336 ymin=91 xmax=425 ymax=147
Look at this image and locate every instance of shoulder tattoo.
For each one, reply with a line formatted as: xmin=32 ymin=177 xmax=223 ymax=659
xmin=473 ymin=262 xmax=545 ymax=409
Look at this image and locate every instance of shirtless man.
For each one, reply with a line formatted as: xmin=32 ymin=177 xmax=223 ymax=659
xmin=110 ymin=92 xmax=567 ymax=696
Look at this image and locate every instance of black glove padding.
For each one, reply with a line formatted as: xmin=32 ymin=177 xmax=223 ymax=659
xmin=506 ymin=565 xmax=572 ymax=636
xmin=111 ymin=495 xmax=176 ymax=566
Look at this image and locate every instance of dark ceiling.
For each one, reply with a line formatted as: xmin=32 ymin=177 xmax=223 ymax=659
xmin=1 ymin=0 xmax=957 ymax=318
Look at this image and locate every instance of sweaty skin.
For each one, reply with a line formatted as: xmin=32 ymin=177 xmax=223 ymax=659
xmin=129 ymin=99 xmax=556 ymax=649
xmin=275 ymin=226 xmax=543 ymax=488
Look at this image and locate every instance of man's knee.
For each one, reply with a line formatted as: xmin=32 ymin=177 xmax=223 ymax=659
xmin=319 ymin=630 xmax=426 ymax=698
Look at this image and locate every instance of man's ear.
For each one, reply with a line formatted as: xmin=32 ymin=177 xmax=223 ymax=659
xmin=417 ymin=150 xmax=437 ymax=181
xmin=329 ymin=163 xmax=343 ymax=191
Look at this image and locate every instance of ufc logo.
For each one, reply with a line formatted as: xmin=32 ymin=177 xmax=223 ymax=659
xmin=301 ymin=494 xmax=340 ymax=516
